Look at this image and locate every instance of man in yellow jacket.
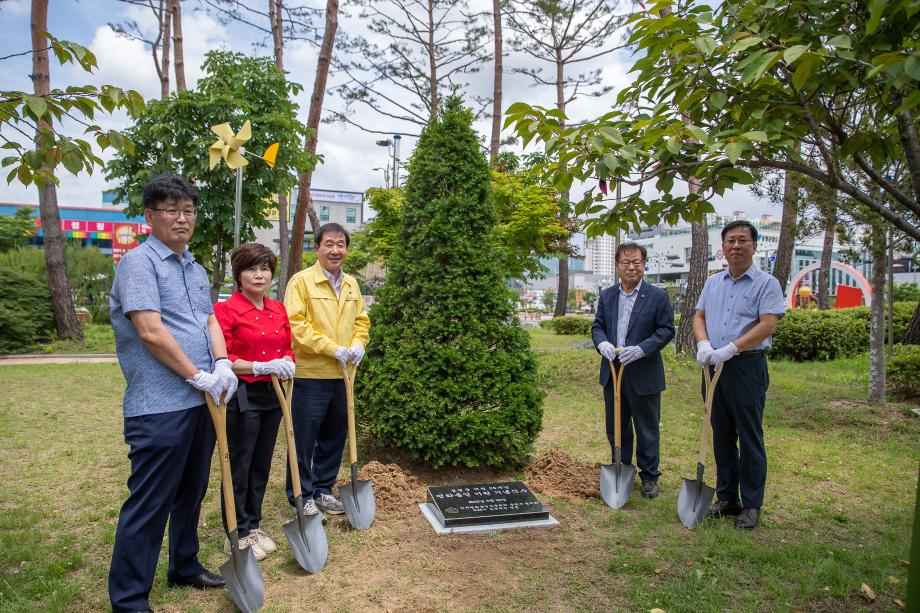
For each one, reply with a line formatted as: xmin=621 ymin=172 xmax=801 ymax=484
xmin=284 ymin=223 xmax=370 ymax=516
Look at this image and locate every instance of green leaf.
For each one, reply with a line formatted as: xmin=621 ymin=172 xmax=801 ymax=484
xmin=827 ymin=34 xmax=851 ymax=49
xmin=866 ymin=0 xmax=886 ymax=34
xmin=710 ymin=92 xmax=728 ymax=109
xmin=598 ymin=126 xmax=624 ymax=145
xmin=742 ymin=130 xmax=768 ymax=142
xmin=792 ymin=54 xmax=819 ymax=91
xmin=25 ymin=96 xmax=48 ymax=120
xmin=665 ymin=137 xmax=681 ymax=154
xmin=783 ymin=45 xmax=808 ymax=65
xmin=905 ymin=54 xmax=920 ymax=81
xmin=726 ymin=141 xmax=746 ymax=163
xmin=686 ymin=125 xmax=708 ymax=142
xmin=693 ymin=35 xmax=718 ymax=57
xmin=729 ymin=36 xmax=763 ymax=54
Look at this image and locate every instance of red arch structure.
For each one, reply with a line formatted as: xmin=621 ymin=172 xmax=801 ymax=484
xmin=786 ymin=261 xmax=872 ymax=309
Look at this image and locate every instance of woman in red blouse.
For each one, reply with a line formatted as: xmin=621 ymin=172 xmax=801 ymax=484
xmin=214 ymin=243 xmax=295 ymax=561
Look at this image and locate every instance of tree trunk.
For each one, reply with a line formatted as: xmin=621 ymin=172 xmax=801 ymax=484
xmin=490 ymin=0 xmax=502 ymax=162
xmin=817 ymin=206 xmax=836 ymax=309
xmin=171 ymin=0 xmax=186 ymax=91
xmin=772 ymin=153 xmax=799 ymax=293
xmin=270 ymin=0 xmax=290 ymax=298
xmin=675 ymin=206 xmax=708 ymax=354
xmin=160 ymin=0 xmax=172 ymax=98
xmin=903 ymin=302 xmax=920 ymax=344
xmin=288 ymin=0 xmax=337 ymax=279
xmin=427 ymin=0 xmax=438 ymax=118
xmin=867 ymin=226 xmax=886 ymax=405
xmin=552 ymin=47 xmax=569 ymax=318
xmin=31 ymin=0 xmax=82 ymax=341
xmin=269 ymin=0 xmax=284 ymax=72
xmin=210 ymin=226 xmax=225 ymax=301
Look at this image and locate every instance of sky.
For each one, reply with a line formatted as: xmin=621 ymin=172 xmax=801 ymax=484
xmin=0 ymin=0 xmax=776 ymax=224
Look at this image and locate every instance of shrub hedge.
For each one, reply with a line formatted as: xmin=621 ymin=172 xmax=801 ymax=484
xmin=552 ymin=315 xmax=593 ymax=335
xmin=888 ymin=345 xmax=920 ymax=398
xmin=770 ymin=302 xmax=917 ymax=361
xmin=0 ymin=268 xmax=55 ymax=353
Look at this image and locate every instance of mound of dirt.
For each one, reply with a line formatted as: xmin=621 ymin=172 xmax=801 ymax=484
xmin=524 ymin=449 xmax=600 ymax=501
xmin=334 ymin=461 xmax=427 ymax=517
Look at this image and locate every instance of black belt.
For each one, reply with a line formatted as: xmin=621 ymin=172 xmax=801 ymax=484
xmin=736 ymin=350 xmax=765 ymax=359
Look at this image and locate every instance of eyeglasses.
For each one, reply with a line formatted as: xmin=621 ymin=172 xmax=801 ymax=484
xmin=153 ymin=207 xmax=197 ymax=219
xmin=617 ymin=259 xmax=645 ymax=268
xmin=723 ymin=239 xmax=753 ymax=246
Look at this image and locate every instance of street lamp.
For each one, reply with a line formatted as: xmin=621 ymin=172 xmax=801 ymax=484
xmin=372 ymin=166 xmax=390 ymax=187
xmin=376 ymin=134 xmax=402 ymax=186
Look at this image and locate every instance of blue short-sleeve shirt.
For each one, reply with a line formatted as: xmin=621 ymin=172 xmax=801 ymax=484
xmin=110 ymin=235 xmax=215 ymax=417
xmin=696 ymin=264 xmax=786 ymax=350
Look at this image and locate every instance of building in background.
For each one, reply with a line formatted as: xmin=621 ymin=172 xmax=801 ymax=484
xmin=253 ymin=188 xmax=365 ymax=253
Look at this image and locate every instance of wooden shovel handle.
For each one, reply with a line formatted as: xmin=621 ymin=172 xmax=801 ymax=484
xmin=205 ymin=394 xmax=238 ymax=534
xmin=609 ymin=349 xmax=625 ymax=449
xmin=340 ymin=363 xmax=359 ymax=465
xmin=698 ymin=363 xmax=724 ymax=465
xmin=271 ymin=375 xmax=301 ymax=499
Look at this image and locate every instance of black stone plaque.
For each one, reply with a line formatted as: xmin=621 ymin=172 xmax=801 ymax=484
xmin=426 ymin=481 xmax=549 ymax=527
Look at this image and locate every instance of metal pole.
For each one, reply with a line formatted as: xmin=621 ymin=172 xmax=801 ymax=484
xmin=234 ymin=162 xmax=244 ymax=250
xmin=393 ymin=134 xmax=401 ymax=187
xmin=888 ymin=225 xmax=894 ymax=357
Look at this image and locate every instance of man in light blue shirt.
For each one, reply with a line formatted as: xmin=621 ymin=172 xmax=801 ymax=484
xmin=693 ymin=220 xmax=785 ymax=530
xmin=108 ymin=174 xmax=238 ymax=612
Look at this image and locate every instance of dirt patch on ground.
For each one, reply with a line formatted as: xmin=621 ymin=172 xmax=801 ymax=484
xmin=334 ymin=461 xmax=427 ymax=517
xmin=524 ymin=449 xmax=600 ymax=501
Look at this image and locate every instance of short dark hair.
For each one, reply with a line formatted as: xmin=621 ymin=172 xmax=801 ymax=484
xmin=230 ymin=243 xmax=277 ymax=289
xmin=721 ymin=220 xmax=758 ymax=243
xmin=142 ymin=173 xmax=198 ymax=209
xmin=615 ymin=242 xmax=647 ymax=262
xmin=314 ymin=222 xmax=350 ymax=246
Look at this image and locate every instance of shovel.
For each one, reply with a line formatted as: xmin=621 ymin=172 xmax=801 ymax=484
xmin=339 ymin=363 xmax=376 ymax=530
xmin=600 ymin=350 xmax=637 ymax=510
xmin=677 ymin=363 xmax=724 ymax=529
xmin=204 ymin=394 xmax=264 ymax=613
xmin=271 ymin=375 xmax=328 ymax=574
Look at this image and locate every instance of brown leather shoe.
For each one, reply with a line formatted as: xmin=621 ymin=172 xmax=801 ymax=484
xmin=641 ymin=480 xmax=659 ymax=499
xmin=734 ymin=508 xmax=760 ymax=530
xmin=706 ymin=500 xmax=743 ymax=518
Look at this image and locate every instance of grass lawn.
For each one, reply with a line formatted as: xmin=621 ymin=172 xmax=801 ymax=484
xmin=0 ymin=330 xmax=916 ymax=612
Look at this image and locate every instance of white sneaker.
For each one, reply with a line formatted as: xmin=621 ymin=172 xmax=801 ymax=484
xmin=315 ymin=493 xmax=345 ymax=515
xmin=302 ymin=498 xmax=322 ymax=516
xmin=251 ymin=528 xmax=277 ymax=553
xmin=224 ymin=535 xmax=266 ymax=561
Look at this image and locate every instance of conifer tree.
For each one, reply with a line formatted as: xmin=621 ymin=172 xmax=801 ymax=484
xmin=358 ymin=97 xmax=543 ymax=468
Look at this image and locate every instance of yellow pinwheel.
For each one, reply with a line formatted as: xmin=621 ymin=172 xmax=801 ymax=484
xmin=208 ymin=120 xmax=279 ymax=170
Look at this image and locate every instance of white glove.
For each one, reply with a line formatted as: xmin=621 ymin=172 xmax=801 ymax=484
xmin=187 ymin=371 xmax=224 ymax=405
xmin=253 ymin=359 xmax=296 ymax=380
xmin=597 ymin=341 xmax=617 ymax=361
xmin=696 ymin=340 xmax=714 ymax=366
xmin=349 ymin=344 xmax=365 ymax=366
xmin=708 ymin=342 xmax=738 ymax=366
xmin=213 ymin=358 xmax=238 ymax=403
xmin=618 ymin=345 xmax=645 ymax=365
xmin=333 ymin=346 xmax=349 ymax=369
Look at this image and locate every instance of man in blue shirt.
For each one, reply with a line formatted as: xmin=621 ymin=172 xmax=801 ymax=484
xmin=592 ymin=242 xmax=675 ymax=499
xmin=694 ymin=220 xmax=786 ymax=530
xmin=108 ymin=174 xmax=238 ymax=612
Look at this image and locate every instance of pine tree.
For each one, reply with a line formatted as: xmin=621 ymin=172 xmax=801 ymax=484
xmin=358 ymin=97 xmax=543 ymax=468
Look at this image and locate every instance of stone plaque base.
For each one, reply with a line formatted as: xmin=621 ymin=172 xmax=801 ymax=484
xmin=424 ymin=481 xmax=552 ymax=529
xmin=419 ymin=503 xmax=559 ymax=534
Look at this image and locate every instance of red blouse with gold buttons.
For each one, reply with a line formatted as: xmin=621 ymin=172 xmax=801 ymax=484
xmin=213 ymin=291 xmax=295 ymax=383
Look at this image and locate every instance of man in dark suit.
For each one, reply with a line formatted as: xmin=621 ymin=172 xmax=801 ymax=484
xmin=591 ymin=242 xmax=675 ymax=498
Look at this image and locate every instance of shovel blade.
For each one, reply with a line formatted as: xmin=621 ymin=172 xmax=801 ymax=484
xmin=677 ymin=478 xmax=715 ymax=529
xmin=600 ymin=462 xmax=636 ymax=510
xmin=283 ymin=504 xmax=328 ymax=574
xmin=220 ymin=532 xmax=264 ymax=613
xmin=340 ymin=479 xmax=376 ymax=530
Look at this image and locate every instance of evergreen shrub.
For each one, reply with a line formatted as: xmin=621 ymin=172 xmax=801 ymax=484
xmin=552 ymin=315 xmax=592 ymax=335
xmin=0 ymin=268 xmax=55 ymax=353
xmin=887 ymin=345 xmax=920 ymax=398
xmin=357 ymin=97 xmax=544 ymax=468
xmin=770 ymin=302 xmax=916 ymax=361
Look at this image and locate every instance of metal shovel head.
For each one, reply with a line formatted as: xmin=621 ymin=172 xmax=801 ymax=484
xmin=677 ymin=477 xmax=715 ymax=529
xmin=600 ymin=462 xmax=636 ymax=510
xmin=220 ymin=530 xmax=263 ymax=613
xmin=284 ymin=496 xmax=328 ymax=574
xmin=340 ymin=479 xmax=376 ymax=530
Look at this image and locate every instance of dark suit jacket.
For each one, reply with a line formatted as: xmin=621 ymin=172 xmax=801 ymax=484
xmin=591 ymin=281 xmax=675 ymax=395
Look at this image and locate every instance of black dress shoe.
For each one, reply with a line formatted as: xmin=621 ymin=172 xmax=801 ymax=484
xmin=641 ymin=480 xmax=659 ymax=499
xmin=734 ymin=508 xmax=760 ymax=530
xmin=167 ymin=570 xmax=226 ymax=589
xmin=706 ymin=499 xmax=743 ymax=518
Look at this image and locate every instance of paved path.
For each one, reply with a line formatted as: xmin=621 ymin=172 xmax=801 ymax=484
xmin=0 ymin=354 xmax=118 ymax=365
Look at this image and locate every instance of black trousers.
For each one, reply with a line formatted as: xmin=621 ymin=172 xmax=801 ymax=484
xmin=108 ymin=404 xmax=215 ymax=613
xmin=705 ymin=353 xmax=769 ymax=510
xmin=221 ymin=381 xmax=282 ymax=538
xmin=603 ymin=368 xmax=662 ymax=482
xmin=286 ymin=377 xmax=347 ymax=504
